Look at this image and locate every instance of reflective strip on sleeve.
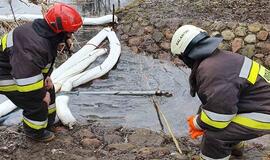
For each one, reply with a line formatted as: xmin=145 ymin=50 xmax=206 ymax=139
xmin=0 ymin=79 xmax=16 ymax=91
xmin=48 ymin=103 xmax=56 ymax=114
xmin=15 ymin=74 xmax=44 ymax=92
xmin=42 ymin=63 xmax=52 ymax=74
xmin=6 ymin=29 xmax=13 ymax=48
xmin=232 ymin=112 xmax=270 ymax=130
xmin=15 ymin=74 xmax=43 ymax=85
xmin=0 ymin=84 xmax=17 ymax=91
xmin=239 ymin=57 xmax=260 ymax=84
xmin=248 ymin=61 xmax=260 ymax=84
xmin=200 ymin=153 xmax=230 ymax=160
xmin=23 ymin=116 xmax=47 ymax=130
xmin=0 ymin=30 xmax=14 ymax=51
xmin=259 ymin=66 xmax=270 ymax=83
xmin=200 ymin=109 xmax=235 ymax=129
xmin=194 ymin=115 xmax=202 ymax=130
xmin=0 ymin=79 xmax=16 ymax=85
xmin=239 ymin=57 xmax=252 ymax=79
xmin=0 ymin=74 xmax=44 ymax=92
xmin=42 ymin=68 xmax=49 ymax=74
xmin=1 ymin=34 xmax=8 ymax=51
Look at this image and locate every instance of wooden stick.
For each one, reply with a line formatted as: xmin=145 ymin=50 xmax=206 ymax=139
xmin=152 ymin=97 xmax=183 ymax=154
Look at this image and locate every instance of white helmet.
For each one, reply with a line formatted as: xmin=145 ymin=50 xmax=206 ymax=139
xmin=171 ymin=25 xmax=209 ymax=56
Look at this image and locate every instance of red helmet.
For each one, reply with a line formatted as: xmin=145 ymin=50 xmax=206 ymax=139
xmin=44 ymin=3 xmax=83 ymax=33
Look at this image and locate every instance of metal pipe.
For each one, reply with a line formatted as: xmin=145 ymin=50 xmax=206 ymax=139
xmin=58 ymin=90 xmax=173 ymax=97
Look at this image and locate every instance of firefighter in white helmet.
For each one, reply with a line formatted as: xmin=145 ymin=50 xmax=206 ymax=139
xmin=171 ymin=25 xmax=270 ymax=159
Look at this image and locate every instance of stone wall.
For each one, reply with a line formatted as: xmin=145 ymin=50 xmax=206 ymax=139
xmin=116 ymin=1 xmax=270 ymax=68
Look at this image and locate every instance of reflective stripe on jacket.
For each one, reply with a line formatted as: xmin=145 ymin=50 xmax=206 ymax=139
xmin=0 ymin=22 xmax=55 ymax=94
xmin=194 ymin=50 xmax=270 ymax=131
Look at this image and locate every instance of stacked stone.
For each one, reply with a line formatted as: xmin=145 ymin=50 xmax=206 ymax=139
xmin=117 ymin=14 xmax=270 ymax=67
xmin=205 ymin=21 xmax=270 ymax=67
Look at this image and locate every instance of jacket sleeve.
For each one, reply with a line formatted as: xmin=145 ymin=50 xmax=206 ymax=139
xmin=195 ymin=72 xmax=240 ymax=131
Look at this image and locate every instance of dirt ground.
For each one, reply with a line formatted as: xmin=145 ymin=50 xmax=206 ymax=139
xmin=0 ymin=124 xmax=198 ymax=160
xmin=0 ymin=123 xmax=270 ymax=160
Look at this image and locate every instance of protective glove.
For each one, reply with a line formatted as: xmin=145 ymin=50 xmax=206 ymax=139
xmin=187 ymin=115 xmax=204 ymax=139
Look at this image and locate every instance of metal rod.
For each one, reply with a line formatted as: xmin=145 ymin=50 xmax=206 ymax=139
xmin=112 ymin=4 xmax=115 ymax=30
xmin=58 ymin=90 xmax=173 ymax=97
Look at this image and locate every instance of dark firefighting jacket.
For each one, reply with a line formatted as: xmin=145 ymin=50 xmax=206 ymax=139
xmin=0 ymin=19 xmax=62 ymax=99
xmin=193 ymin=49 xmax=270 ymax=131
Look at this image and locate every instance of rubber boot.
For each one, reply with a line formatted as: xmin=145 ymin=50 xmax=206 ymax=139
xmin=24 ymin=125 xmax=55 ymax=142
xmin=231 ymin=141 xmax=244 ymax=157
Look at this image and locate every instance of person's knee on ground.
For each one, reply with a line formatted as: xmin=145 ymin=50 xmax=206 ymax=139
xmin=200 ymin=131 xmax=239 ymax=160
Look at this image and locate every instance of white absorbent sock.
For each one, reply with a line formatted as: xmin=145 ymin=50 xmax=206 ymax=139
xmin=0 ymin=14 xmax=118 ymax=26
xmin=55 ymin=95 xmax=76 ymax=129
xmin=0 ymin=100 xmax=17 ymax=117
xmin=66 ymin=29 xmax=121 ymax=87
xmin=51 ymin=28 xmax=110 ymax=82
xmin=57 ymin=28 xmax=121 ymax=128
xmin=52 ymin=48 xmax=107 ymax=92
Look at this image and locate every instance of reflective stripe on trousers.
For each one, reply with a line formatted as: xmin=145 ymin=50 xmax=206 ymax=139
xmin=23 ymin=116 xmax=47 ymax=130
xmin=200 ymin=108 xmax=270 ymax=130
xmin=48 ymin=103 xmax=56 ymax=114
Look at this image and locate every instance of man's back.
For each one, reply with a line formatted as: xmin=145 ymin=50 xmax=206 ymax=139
xmin=197 ymin=49 xmax=270 ymax=117
xmin=0 ymin=21 xmax=53 ymax=79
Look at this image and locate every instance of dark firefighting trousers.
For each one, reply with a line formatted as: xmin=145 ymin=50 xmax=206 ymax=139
xmin=200 ymin=122 xmax=270 ymax=159
xmin=2 ymin=87 xmax=56 ymax=134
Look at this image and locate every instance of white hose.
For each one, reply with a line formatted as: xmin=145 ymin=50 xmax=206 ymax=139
xmin=57 ymin=28 xmax=121 ymax=128
xmin=83 ymin=15 xmax=118 ymax=25
xmin=0 ymin=14 xmax=118 ymax=25
xmin=0 ymin=100 xmax=17 ymax=117
xmin=62 ymin=29 xmax=121 ymax=89
xmin=51 ymin=28 xmax=110 ymax=81
xmin=55 ymin=95 xmax=75 ymax=129
xmin=52 ymin=48 xmax=107 ymax=92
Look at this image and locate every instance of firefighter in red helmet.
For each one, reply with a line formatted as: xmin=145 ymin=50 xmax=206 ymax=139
xmin=0 ymin=3 xmax=83 ymax=142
